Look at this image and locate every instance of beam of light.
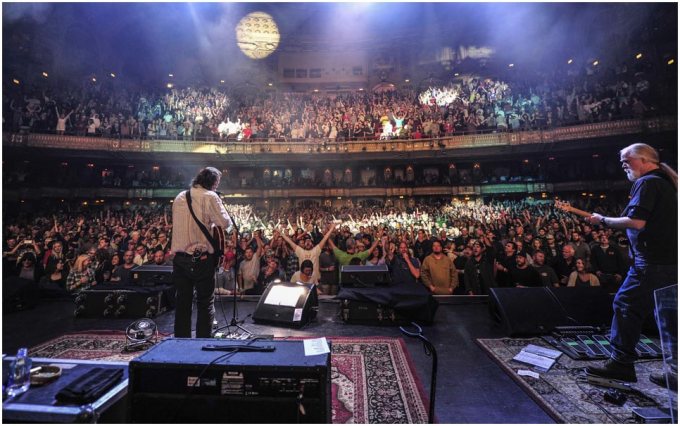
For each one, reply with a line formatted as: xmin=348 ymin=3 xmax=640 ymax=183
xmin=236 ymin=11 xmax=280 ymax=59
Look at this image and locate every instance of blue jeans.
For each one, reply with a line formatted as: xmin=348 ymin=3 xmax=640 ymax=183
xmin=610 ymin=260 xmax=678 ymax=363
xmin=172 ymin=254 xmax=216 ymax=338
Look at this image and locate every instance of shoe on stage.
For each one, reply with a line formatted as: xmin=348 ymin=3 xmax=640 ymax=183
xmin=585 ymin=358 xmax=637 ymax=383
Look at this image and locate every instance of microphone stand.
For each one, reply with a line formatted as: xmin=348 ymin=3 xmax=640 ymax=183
xmin=213 ymin=192 xmax=252 ymax=339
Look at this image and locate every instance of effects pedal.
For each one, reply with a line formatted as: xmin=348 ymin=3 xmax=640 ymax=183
xmin=592 ymin=335 xmax=613 ymax=357
xmin=604 ymin=388 xmax=627 ymax=406
xmin=577 ymin=335 xmax=605 ymax=357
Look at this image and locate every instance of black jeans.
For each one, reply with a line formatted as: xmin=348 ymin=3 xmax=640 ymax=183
xmin=172 ymin=254 xmax=216 ymax=338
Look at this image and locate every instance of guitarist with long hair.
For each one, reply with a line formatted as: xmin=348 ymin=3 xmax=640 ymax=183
xmin=171 ymin=167 xmax=232 ymax=338
xmin=559 ymin=143 xmax=677 ymax=385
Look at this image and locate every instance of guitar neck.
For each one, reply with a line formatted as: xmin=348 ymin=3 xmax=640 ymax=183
xmin=567 ymin=206 xmax=592 ymax=218
xmin=555 ymin=201 xmax=592 ymax=219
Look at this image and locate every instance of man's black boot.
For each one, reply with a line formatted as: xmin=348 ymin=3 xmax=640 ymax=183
xmin=585 ymin=358 xmax=637 ymax=383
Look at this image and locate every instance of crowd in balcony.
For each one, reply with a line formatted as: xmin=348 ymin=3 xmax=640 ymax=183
xmin=3 ymin=195 xmax=631 ymax=296
xmin=3 ymin=57 xmax=670 ymax=143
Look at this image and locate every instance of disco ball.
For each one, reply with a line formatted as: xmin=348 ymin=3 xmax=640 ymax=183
xmin=236 ymin=12 xmax=280 ymax=59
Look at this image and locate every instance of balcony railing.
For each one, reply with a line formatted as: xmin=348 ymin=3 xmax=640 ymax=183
xmin=4 ymin=116 xmax=676 ymax=156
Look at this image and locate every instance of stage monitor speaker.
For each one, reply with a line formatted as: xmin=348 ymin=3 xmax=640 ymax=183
xmin=488 ymin=287 xmax=571 ymax=336
xmin=546 ymin=286 xmax=614 ymax=327
xmin=252 ymin=281 xmax=318 ymax=328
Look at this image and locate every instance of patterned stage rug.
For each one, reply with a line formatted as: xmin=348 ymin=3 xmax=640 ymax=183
xmin=476 ymin=337 xmax=672 ymax=424
xmin=30 ymin=332 xmax=431 ymax=424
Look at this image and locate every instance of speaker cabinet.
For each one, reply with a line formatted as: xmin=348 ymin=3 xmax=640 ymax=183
xmin=546 ymin=286 xmax=614 ymax=327
xmin=252 ymin=282 xmax=318 ymax=328
xmin=488 ymin=286 xmax=620 ymax=336
xmin=128 ymin=338 xmax=331 ymax=424
xmin=488 ymin=287 xmax=570 ymax=336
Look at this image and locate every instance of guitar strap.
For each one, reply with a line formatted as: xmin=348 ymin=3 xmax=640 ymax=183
xmin=185 ymin=190 xmax=222 ymax=264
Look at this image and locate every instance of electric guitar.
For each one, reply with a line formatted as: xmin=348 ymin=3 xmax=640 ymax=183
xmin=212 ymin=225 xmax=227 ymax=268
xmin=554 ymin=200 xmax=593 ymax=219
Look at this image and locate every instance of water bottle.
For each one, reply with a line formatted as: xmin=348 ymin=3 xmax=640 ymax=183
xmin=7 ymin=348 xmax=32 ymax=397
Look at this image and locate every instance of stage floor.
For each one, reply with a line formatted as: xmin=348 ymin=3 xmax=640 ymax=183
xmin=2 ymin=295 xmax=554 ymax=424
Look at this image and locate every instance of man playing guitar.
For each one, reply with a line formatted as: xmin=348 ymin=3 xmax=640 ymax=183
xmin=171 ymin=167 xmax=232 ymax=338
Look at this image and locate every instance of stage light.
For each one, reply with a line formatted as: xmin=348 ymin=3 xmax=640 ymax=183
xmin=509 ymin=63 xmax=514 ymax=67
xmin=92 ymin=78 xmax=97 ymax=82
xmin=169 ymin=74 xmax=173 ymax=77
xmin=454 ymin=73 xmax=459 ymax=76
xmin=636 ymin=53 xmax=642 ymax=59
xmin=593 ymin=61 xmax=598 ymax=66
xmin=404 ymin=79 xmax=410 ymax=82
xmin=13 ymin=79 xmax=19 ymax=84
xmin=167 ymin=83 xmax=173 ymax=88
xmin=359 ymin=88 xmax=363 ymax=91
xmin=111 ymin=73 xmax=116 ymax=78
xmin=220 ymin=79 xmax=225 ymax=83
xmin=42 ymin=72 xmax=48 ymax=77
xmin=669 ymin=59 xmax=675 ymax=65
xmin=567 ymin=59 xmax=573 ymax=64
xmin=314 ymin=89 xmax=319 ymax=92
xmin=236 ymin=12 xmax=280 ymax=59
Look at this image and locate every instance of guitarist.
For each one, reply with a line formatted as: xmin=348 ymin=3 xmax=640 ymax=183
xmin=171 ymin=167 xmax=232 ymax=338
xmin=584 ymin=143 xmax=677 ymax=384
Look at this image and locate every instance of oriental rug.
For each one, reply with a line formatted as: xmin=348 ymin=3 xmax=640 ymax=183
xmin=30 ymin=332 xmax=430 ymax=424
xmin=476 ymin=337 xmax=672 ymax=424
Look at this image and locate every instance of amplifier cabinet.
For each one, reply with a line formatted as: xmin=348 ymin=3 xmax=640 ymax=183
xmin=128 ymin=338 xmax=331 ymax=424
xmin=74 ymin=284 xmax=172 ymax=319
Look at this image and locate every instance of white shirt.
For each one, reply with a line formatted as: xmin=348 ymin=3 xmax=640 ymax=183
xmin=170 ymin=186 xmax=232 ymax=254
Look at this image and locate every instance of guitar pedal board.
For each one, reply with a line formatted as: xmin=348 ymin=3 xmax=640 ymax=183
xmin=542 ymin=328 xmax=663 ymax=360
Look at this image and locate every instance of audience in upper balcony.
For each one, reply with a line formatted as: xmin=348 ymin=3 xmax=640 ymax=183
xmin=3 ymin=55 xmax=673 ymax=142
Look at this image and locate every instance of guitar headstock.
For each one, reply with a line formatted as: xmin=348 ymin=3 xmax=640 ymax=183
xmin=554 ymin=200 xmax=572 ymax=213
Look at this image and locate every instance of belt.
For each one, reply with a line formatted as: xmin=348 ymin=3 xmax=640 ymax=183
xmin=175 ymin=251 xmax=210 ymax=258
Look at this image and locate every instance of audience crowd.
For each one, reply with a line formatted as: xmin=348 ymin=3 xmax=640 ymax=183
xmin=4 ymin=197 xmax=633 ymax=297
xmin=3 ymin=61 xmax=672 ymax=143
